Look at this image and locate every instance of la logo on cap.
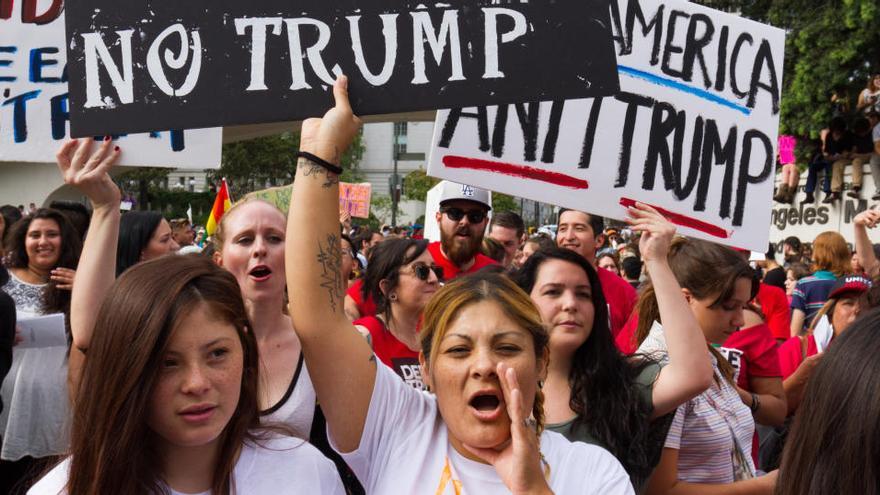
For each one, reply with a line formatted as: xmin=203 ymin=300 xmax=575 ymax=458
xmin=461 ymin=185 xmax=475 ymax=197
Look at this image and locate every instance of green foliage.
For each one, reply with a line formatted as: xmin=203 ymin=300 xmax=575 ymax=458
xmin=369 ymin=194 xmax=402 ymax=224
xmin=403 ymin=168 xmax=440 ymax=201
xmin=492 ymin=192 xmax=518 ymax=212
xmin=149 ymin=190 xmax=214 ymax=224
xmin=117 ymin=167 xmax=173 ymax=210
xmin=210 ymin=130 xmax=366 ymax=197
xmin=693 ymin=0 xmax=880 ymax=141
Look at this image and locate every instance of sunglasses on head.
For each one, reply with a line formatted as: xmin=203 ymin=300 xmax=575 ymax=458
xmin=441 ymin=207 xmax=487 ymax=223
xmin=410 ymin=261 xmax=444 ymax=282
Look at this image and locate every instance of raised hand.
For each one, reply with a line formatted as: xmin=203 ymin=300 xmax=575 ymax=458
xmin=50 ymin=267 xmax=76 ymax=290
xmin=625 ymin=202 xmax=676 ymax=264
xmin=55 ymin=138 xmax=121 ymax=210
xmin=462 ymin=363 xmax=551 ymax=495
xmin=300 ymin=75 xmax=362 ymax=165
xmin=854 ymin=209 xmax=880 ymax=228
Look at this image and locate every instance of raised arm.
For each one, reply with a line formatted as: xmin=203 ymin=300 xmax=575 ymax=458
xmin=626 ymin=203 xmax=713 ymax=419
xmin=56 ymin=139 xmax=121 ymax=389
xmin=853 ymin=210 xmax=880 ymax=278
xmin=56 ymin=139 xmax=121 ymax=353
xmin=285 ymin=76 xmax=372 ymax=453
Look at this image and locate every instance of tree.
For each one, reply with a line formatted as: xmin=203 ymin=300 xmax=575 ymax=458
xmin=209 ymin=129 xmax=366 ymax=197
xmin=117 ymin=167 xmax=172 ymax=210
xmin=492 ymin=192 xmax=518 ymax=213
xmin=403 ymin=168 xmax=440 ymax=202
xmin=693 ymin=0 xmax=880 ymax=141
xmin=369 ymin=195 xmax=402 ymax=224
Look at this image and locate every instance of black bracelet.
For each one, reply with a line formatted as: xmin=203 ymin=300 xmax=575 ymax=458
xmin=296 ymin=151 xmax=343 ymax=175
xmin=750 ymin=392 xmax=760 ymax=413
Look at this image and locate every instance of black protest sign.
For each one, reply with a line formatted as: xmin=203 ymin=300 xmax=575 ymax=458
xmin=62 ymin=0 xmax=620 ymax=137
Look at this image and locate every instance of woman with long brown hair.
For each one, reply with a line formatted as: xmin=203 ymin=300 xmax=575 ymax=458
xmin=776 ymin=307 xmax=880 ymax=495
xmin=286 ymin=76 xmax=632 ymax=493
xmin=28 ymin=255 xmax=342 ymax=494
xmin=634 ymin=238 xmax=777 ymax=494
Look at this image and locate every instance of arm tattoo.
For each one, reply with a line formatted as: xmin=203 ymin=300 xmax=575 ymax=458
xmin=297 ymin=155 xmax=340 ymax=188
xmin=316 ymin=233 xmax=344 ymax=313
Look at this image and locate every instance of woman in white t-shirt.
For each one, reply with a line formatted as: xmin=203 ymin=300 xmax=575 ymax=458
xmin=857 ymin=74 xmax=880 ymax=115
xmin=286 ymin=75 xmax=633 ymax=494
xmin=27 ymin=254 xmax=342 ymax=494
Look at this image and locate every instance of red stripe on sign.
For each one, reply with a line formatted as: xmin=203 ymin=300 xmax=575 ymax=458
xmin=442 ymin=155 xmax=589 ymax=190
xmin=619 ymin=197 xmax=732 ymax=239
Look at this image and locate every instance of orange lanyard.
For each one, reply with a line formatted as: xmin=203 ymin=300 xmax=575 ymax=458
xmin=433 ymin=454 xmax=551 ymax=495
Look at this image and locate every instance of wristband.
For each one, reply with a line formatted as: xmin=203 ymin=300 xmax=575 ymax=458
xmin=296 ymin=151 xmax=343 ymax=175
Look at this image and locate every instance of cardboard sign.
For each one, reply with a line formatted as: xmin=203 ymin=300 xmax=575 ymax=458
xmin=428 ymin=0 xmax=785 ymax=251
xmin=17 ymin=313 xmax=67 ymax=348
xmin=0 ymin=1 xmax=222 ymax=168
xmin=339 ymin=182 xmax=371 ymax=218
xmin=63 ymin=0 xmax=620 ymax=137
xmin=244 ymin=184 xmax=293 ymax=214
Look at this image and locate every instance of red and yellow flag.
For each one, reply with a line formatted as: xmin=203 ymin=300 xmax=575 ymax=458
xmin=205 ymin=179 xmax=232 ymax=236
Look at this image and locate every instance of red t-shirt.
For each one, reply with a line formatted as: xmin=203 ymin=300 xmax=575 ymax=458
xmin=347 ymin=279 xmax=377 ymax=318
xmin=777 ymin=334 xmax=818 ymax=380
xmin=615 ymin=312 xmax=640 ymax=354
xmin=719 ymin=323 xmax=783 ymax=391
xmin=354 ymin=316 xmax=425 ymax=390
xmin=755 ymin=283 xmax=791 ymax=341
xmin=596 ymin=267 xmax=638 ymax=339
xmin=427 ymin=241 xmax=497 ymax=280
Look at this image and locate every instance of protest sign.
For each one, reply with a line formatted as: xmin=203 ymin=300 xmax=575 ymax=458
xmin=244 ymin=184 xmax=293 ymax=214
xmin=339 ymin=182 xmax=371 ymax=218
xmin=0 ymin=0 xmax=221 ymax=168
xmin=62 ymin=0 xmax=620 ymax=137
xmin=428 ymin=0 xmax=785 ymax=251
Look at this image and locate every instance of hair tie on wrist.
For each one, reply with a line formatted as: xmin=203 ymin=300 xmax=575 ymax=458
xmin=296 ymin=151 xmax=343 ymax=175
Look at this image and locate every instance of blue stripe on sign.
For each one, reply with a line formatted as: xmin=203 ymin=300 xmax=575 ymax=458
xmin=618 ymin=65 xmax=752 ymax=116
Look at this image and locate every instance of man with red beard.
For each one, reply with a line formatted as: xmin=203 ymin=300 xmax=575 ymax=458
xmin=428 ymin=181 xmax=498 ymax=279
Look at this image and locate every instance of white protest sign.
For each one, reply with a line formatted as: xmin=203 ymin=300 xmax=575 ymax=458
xmin=428 ymin=0 xmax=785 ymax=251
xmin=0 ymin=1 xmax=221 ymax=168
xmin=17 ymin=313 xmax=67 ymax=348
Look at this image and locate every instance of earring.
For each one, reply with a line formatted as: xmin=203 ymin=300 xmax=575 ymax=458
xmin=538 ymin=380 xmax=544 ymax=389
xmin=389 ymin=293 xmax=398 ymax=301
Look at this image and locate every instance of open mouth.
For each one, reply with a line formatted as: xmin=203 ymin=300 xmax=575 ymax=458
xmin=249 ymin=265 xmax=272 ymax=280
xmin=468 ymin=391 xmax=503 ymax=420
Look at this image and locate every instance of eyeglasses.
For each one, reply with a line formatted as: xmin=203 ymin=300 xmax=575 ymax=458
xmin=441 ymin=207 xmax=487 ymax=224
xmin=409 ymin=262 xmax=444 ymax=282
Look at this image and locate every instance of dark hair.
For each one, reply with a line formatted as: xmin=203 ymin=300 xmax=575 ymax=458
xmin=1 ymin=204 xmax=23 ymax=247
xmin=621 ymin=256 xmax=643 ymax=280
xmin=854 ymin=117 xmax=871 ymax=135
xmin=867 ymin=110 xmax=880 ymax=122
xmin=777 ymin=308 xmax=880 ymax=495
xmin=67 ymin=255 xmax=262 ymax=494
xmin=596 ymin=252 xmax=621 ymax=274
xmin=353 ymin=228 xmax=376 ymax=252
xmin=633 ymin=238 xmax=758 ymax=384
xmin=117 ymin=211 xmax=164 ymax=277
xmin=481 ymin=237 xmax=506 ymax=263
xmin=524 ymin=235 xmax=555 ymax=253
xmin=49 ymin=201 xmax=91 ymax=242
xmin=558 ymin=208 xmax=604 ymax=238
xmin=490 ymin=211 xmax=525 ymax=238
xmin=765 ymin=242 xmax=776 ymax=262
xmin=5 ymin=208 xmax=83 ymax=318
xmin=784 ymin=236 xmax=802 ymax=253
xmin=513 ymin=248 xmax=657 ymax=487
xmin=361 ymin=238 xmax=429 ymax=319
xmin=829 ymin=116 xmax=848 ymax=133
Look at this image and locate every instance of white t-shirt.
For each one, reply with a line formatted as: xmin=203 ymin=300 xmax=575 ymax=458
xmin=334 ymin=363 xmax=634 ymax=494
xmin=27 ymin=435 xmax=344 ymax=495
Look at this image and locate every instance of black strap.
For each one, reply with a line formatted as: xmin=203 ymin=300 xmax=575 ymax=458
xmin=296 ymin=151 xmax=344 ymax=175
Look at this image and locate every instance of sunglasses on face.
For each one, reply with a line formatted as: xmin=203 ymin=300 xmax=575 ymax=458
xmin=441 ymin=207 xmax=487 ymax=224
xmin=410 ymin=262 xmax=444 ymax=282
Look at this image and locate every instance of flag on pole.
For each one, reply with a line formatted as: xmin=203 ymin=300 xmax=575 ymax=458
xmin=205 ymin=179 xmax=232 ymax=236
xmin=186 ymin=204 xmax=193 ymax=224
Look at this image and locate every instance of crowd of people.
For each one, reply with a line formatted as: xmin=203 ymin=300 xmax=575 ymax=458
xmin=0 ymin=76 xmax=879 ymax=494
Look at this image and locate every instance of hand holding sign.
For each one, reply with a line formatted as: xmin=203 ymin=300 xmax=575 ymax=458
xmin=626 ymin=202 xmax=676 ymax=264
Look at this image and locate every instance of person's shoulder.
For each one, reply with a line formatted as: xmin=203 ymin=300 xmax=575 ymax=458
xmin=597 ymin=267 xmax=637 ymax=296
xmin=27 ymin=458 xmax=69 ymax=495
